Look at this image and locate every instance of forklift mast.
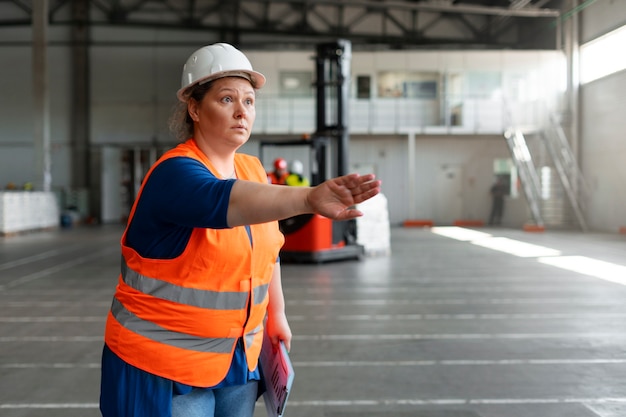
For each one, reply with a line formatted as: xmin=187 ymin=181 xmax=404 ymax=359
xmin=315 ymin=39 xmax=352 ymax=179
xmin=259 ymin=39 xmax=363 ymax=263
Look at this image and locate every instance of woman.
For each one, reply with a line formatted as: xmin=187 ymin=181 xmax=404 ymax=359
xmin=100 ymin=43 xmax=380 ymax=417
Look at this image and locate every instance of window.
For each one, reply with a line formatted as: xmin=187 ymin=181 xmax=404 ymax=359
xmin=377 ymin=71 xmax=439 ymax=98
xmin=279 ymin=71 xmax=313 ymax=97
xmin=466 ymin=71 xmax=502 ymax=98
xmin=356 ymin=75 xmax=371 ymax=99
xmin=580 ymin=24 xmax=626 ymax=84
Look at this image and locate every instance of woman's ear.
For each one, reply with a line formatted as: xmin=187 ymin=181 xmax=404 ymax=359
xmin=187 ymin=99 xmax=199 ymax=122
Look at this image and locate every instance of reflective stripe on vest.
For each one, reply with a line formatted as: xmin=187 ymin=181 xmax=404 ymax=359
xmin=120 ymin=257 xmax=269 ymax=310
xmin=245 ymin=324 xmax=262 ymax=351
xmin=111 ymin=297 xmax=237 ymax=353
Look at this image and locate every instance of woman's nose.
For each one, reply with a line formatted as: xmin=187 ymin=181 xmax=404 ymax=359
xmin=234 ymin=101 xmax=247 ymax=118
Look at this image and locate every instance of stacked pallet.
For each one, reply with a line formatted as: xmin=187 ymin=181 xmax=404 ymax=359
xmin=0 ymin=191 xmax=60 ymax=235
xmin=356 ymin=193 xmax=391 ymax=257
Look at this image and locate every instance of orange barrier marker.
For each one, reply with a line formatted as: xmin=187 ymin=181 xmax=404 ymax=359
xmin=403 ymin=219 xmax=434 ymax=228
xmin=523 ymin=223 xmax=545 ymax=232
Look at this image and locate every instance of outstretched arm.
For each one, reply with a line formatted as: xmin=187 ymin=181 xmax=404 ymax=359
xmin=226 ymin=173 xmax=380 ymax=227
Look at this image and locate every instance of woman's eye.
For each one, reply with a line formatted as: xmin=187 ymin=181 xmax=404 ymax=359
xmin=245 ymin=98 xmax=254 ymax=105
xmin=222 ymin=96 xmax=232 ymax=103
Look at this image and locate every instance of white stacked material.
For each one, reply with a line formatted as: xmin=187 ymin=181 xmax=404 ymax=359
xmin=356 ymin=193 xmax=391 ymax=257
xmin=0 ymin=191 xmax=60 ymax=235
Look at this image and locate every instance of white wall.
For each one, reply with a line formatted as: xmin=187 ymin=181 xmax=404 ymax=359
xmin=90 ymin=43 xmax=186 ymax=145
xmin=235 ymin=133 xmax=532 ymax=226
xmin=0 ymin=39 xmax=74 ymax=189
xmin=578 ymin=1 xmax=626 ymax=232
xmin=347 ymin=135 xmax=529 ymax=226
xmin=581 ymin=70 xmax=626 ymax=232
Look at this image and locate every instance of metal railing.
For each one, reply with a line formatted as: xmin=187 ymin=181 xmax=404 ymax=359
xmin=504 ymin=129 xmax=545 ymax=227
xmin=541 ymin=114 xmax=590 ymax=231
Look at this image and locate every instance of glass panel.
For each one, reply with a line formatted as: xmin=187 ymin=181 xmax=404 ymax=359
xmin=356 ymin=75 xmax=371 ymax=99
xmin=279 ymin=71 xmax=313 ymax=97
xmin=377 ymin=71 xmax=439 ymax=98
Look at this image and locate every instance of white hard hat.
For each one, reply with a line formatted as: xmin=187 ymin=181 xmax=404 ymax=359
xmin=289 ymin=160 xmax=304 ymax=175
xmin=177 ymin=43 xmax=266 ymax=102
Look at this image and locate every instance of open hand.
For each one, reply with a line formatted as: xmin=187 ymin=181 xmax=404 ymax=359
xmin=306 ymin=173 xmax=381 ymax=221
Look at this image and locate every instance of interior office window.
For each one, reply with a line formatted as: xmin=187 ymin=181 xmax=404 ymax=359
xmin=446 ymin=73 xmax=464 ymax=125
xmin=356 ymin=75 xmax=371 ymax=99
xmin=581 ymin=24 xmax=626 ymax=84
xmin=466 ymin=71 xmax=502 ymax=98
xmin=404 ymin=80 xmax=437 ymax=99
xmin=377 ymin=71 xmax=439 ymax=98
xmin=279 ymin=71 xmax=313 ymax=97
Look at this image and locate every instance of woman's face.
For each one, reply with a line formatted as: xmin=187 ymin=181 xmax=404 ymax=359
xmin=189 ymin=76 xmax=257 ymax=150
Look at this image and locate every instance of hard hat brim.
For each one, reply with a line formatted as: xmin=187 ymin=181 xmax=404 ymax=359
xmin=176 ymin=69 xmax=266 ymax=102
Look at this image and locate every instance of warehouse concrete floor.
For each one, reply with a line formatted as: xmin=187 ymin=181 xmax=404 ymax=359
xmin=2 ymin=224 xmax=626 ymax=417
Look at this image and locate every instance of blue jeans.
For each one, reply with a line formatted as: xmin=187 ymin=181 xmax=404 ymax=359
xmin=171 ymin=381 xmax=259 ymax=417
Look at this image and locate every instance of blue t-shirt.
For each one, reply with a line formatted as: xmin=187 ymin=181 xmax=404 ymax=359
xmin=126 ymin=156 xmax=236 ymax=258
xmin=101 ymin=156 xmax=260 ymax=417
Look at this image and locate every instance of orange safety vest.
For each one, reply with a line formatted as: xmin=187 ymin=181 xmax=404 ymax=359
xmin=104 ymin=139 xmax=285 ymax=387
xmin=267 ymin=171 xmax=289 ymax=185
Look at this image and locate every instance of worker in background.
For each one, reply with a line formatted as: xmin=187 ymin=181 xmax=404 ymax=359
xmin=285 ymin=159 xmax=310 ymax=187
xmin=488 ymin=176 xmax=507 ymax=225
xmin=267 ymin=157 xmax=289 ymax=184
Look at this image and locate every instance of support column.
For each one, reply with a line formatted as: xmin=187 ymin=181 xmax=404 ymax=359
xmin=563 ymin=0 xmax=580 ymax=162
xmin=407 ymin=131 xmax=416 ymax=219
xmin=32 ymin=0 xmax=51 ymax=192
xmin=71 ymin=0 xmax=90 ymax=189
xmin=402 ymin=130 xmax=434 ymax=227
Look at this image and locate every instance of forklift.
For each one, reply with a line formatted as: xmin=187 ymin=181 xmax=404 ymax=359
xmin=259 ymin=39 xmax=364 ymax=263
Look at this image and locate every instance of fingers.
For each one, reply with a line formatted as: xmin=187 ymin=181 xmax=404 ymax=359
xmin=308 ymin=173 xmax=380 ymax=220
xmin=338 ymin=173 xmax=375 ymax=188
xmin=269 ymin=333 xmax=279 ymax=349
xmin=333 ymin=208 xmax=364 ymax=221
xmin=342 ymin=174 xmax=381 ymax=203
xmin=331 ymin=174 xmax=381 ymax=220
